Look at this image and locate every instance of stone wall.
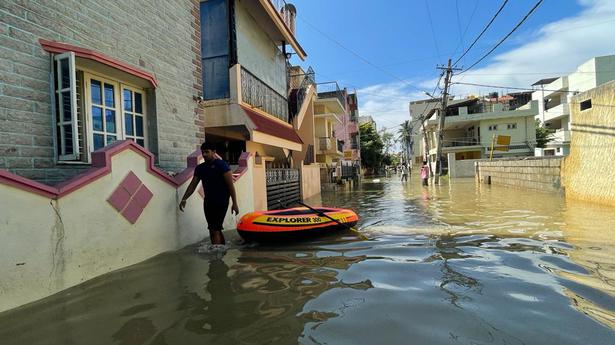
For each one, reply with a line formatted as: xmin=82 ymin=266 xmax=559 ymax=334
xmin=476 ymin=157 xmax=564 ymax=193
xmin=564 ymin=81 xmax=615 ymax=206
xmin=0 ymin=0 xmax=202 ymax=184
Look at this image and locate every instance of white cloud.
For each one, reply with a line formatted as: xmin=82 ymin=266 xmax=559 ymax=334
xmin=450 ymin=0 xmax=615 ymax=97
xmin=358 ymin=0 xmax=615 ymax=129
xmin=357 ymin=82 xmax=424 ymax=131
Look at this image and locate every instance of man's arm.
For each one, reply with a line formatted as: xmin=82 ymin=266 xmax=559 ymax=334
xmin=179 ymin=175 xmax=200 ymax=212
xmin=223 ymin=171 xmax=239 ymax=215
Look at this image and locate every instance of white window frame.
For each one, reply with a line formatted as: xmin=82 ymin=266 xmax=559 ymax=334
xmin=54 ymin=52 xmax=80 ymax=161
xmin=121 ymin=85 xmax=148 ymax=148
xmin=52 ymin=57 xmax=148 ymax=163
xmin=81 ymin=71 xmax=147 ymax=162
xmin=507 ymin=123 xmax=517 ymax=130
xmin=83 ymin=73 xmax=122 ymax=154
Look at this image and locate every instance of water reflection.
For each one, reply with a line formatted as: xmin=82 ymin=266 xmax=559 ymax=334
xmin=1 ymin=176 xmax=615 ymax=345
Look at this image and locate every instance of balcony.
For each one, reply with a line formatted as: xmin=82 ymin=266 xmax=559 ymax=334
xmin=317 ymin=81 xmax=346 ymax=113
xmin=552 ymin=129 xmax=571 ymax=143
xmin=542 ymin=103 xmax=570 ymax=122
xmin=241 ymin=67 xmax=289 ymax=122
xmin=542 ymin=77 xmax=569 ymax=98
xmin=318 ymin=137 xmax=343 ymax=155
xmin=441 ymin=137 xmax=482 ymax=151
xmin=289 ymin=66 xmax=315 ymax=121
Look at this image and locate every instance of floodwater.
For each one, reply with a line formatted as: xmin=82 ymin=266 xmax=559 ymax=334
xmin=1 ymin=176 xmax=615 ymax=345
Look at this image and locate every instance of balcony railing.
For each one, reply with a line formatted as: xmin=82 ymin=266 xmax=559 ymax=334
xmin=318 ymin=137 xmax=332 ymax=151
xmin=241 ymin=67 xmax=289 ymax=122
xmin=289 ymin=66 xmax=315 ymax=120
xmin=337 ymin=139 xmax=344 ymax=153
xmin=442 ymin=137 xmax=480 ymax=148
xmin=543 ymin=103 xmax=570 ymax=122
xmin=317 ymin=81 xmax=346 ymax=110
xmin=552 ymin=129 xmax=571 ymax=143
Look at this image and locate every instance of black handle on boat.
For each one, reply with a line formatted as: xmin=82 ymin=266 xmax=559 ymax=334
xmin=296 ymin=201 xmax=368 ymax=240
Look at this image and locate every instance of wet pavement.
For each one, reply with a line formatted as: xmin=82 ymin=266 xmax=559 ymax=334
xmin=1 ymin=175 xmax=615 ymax=344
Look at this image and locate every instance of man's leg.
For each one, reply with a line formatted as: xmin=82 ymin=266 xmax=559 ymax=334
xmin=209 ymin=229 xmax=225 ymax=245
xmin=204 ymin=202 xmax=228 ymax=245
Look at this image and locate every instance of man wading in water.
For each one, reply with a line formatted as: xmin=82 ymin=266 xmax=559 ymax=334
xmin=179 ymin=142 xmax=239 ymax=248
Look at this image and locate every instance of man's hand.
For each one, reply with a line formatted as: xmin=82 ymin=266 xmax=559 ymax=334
xmin=231 ymin=203 xmax=239 ymax=215
xmin=179 ymin=199 xmax=187 ymax=212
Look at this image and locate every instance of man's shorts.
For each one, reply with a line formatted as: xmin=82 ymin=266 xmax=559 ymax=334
xmin=204 ymin=201 xmax=229 ymax=231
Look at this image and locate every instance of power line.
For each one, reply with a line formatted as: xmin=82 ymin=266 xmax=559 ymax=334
xmin=459 ymin=0 xmax=544 ymax=74
xmin=298 ymin=15 xmax=422 ymax=91
xmin=424 ymin=0 xmax=441 ymax=58
xmin=451 ymin=0 xmax=480 ymax=59
xmin=455 ymin=0 xmax=464 ymax=56
xmin=453 ymin=0 xmax=509 ymax=67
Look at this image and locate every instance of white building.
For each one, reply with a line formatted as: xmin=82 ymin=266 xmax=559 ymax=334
xmin=532 ymin=55 xmax=615 ymax=156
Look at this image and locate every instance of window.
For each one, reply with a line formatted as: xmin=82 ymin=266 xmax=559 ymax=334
xmin=580 ymin=99 xmax=592 ymax=111
xmin=488 ymin=125 xmax=498 ymax=131
xmin=507 ymin=123 xmax=517 ymax=130
xmin=54 ymin=52 xmax=79 ymax=161
xmin=53 ymin=59 xmax=147 ymax=163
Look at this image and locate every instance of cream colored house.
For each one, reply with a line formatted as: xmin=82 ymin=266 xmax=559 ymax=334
xmin=200 ymin=0 xmax=307 ymax=165
xmin=314 ymin=84 xmax=346 ymax=166
xmin=532 ymin=55 xmax=615 ymax=156
xmin=424 ymin=98 xmax=538 ymax=176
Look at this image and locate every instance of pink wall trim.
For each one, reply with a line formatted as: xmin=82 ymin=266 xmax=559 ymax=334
xmin=0 ymin=141 xmax=254 ymax=199
xmin=233 ymin=152 xmax=252 ymax=181
xmin=39 ymin=39 xmax=158 ymax=88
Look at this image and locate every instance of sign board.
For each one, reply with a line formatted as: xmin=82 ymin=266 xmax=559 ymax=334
xmin=344 ymin=150 xmax=353 ymax=159
xmin=495 ymin=135 xmax=511 ymax=151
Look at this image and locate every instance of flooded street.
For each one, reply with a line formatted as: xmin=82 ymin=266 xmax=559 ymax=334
xmin=2 ymin=176 xmax=615 ymax=345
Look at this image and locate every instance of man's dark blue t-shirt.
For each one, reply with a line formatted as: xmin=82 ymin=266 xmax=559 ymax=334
xmin=194 ymin=159 xmax=231 ymax=204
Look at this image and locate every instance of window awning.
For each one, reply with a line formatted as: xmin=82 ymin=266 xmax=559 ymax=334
xmin=242 ymin=105 xmax=303 ymax=151
xmin=39 ymin=39 xmax=158 ymax=88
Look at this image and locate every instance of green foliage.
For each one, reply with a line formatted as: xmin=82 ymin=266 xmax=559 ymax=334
xmin=535 ymin=119 xmax=554 ymax=148
xmin=359 ymin=123 xmax=384 ymax=173
xmin=381 ymin=130 xmax=395 ymax=154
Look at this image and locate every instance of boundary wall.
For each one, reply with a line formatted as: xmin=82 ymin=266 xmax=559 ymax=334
xmin=476 ymin=157 xmax=564 ymax=193
xmin=0 ymin=140 xmax=255 ymax=312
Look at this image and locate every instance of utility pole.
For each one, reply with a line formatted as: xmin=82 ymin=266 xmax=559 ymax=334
xmin=434 ymin=59 xmax=461 ymax=185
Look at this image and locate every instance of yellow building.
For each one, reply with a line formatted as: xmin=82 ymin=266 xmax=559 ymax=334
xmin=564 ymin=80 xmax=615 ymax=207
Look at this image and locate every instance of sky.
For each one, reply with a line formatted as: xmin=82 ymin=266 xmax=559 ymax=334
xmin=289 ymin=0 xmax=615 ymax=133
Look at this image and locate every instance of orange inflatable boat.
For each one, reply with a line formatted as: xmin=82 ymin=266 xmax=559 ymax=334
xmin=237 ymin=207 xmax=359 ymax=241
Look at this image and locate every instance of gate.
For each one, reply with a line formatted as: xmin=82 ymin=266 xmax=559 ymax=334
xmin=266 ymin=168 xmax=300 ymax=209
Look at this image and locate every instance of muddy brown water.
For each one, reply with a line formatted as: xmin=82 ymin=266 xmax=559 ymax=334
xmin=1 ymin=176 xmax=615 ymax=344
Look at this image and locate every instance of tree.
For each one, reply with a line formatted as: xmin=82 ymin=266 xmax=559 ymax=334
xmin=535 ymin=119 xmax=554 ymax=148
xmin=381 ymin=129 xmax=395 ymax=155
xmin=397 ymin=120 xmax=412 ymax=165
xmin=359 ymin=122 xmax=384 ymax=174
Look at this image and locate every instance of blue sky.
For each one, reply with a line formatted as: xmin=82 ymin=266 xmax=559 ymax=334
xmin=289 ymin=0 xmax=615 ymax=130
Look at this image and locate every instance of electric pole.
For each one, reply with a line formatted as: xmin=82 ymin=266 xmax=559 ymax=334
xmin=434 ymin=59 xmax=461 ymax=185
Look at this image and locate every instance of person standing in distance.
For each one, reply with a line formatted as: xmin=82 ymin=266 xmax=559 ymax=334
xmin=179 ymin=142 xmax=239 ymax=245
xmin=420 ymin=161 xmax=430 ymax=187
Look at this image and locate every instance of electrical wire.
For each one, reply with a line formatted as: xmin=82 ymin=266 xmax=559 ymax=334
xmin=459 ymin=0 xmax=544 ymax=74
xmin=425 ymin=0 xmax=442 ymax=58
xmin=453 ymin=0 xmax=509 ymax=67
xmin=298 ymin=15 xmax=423 ymax=91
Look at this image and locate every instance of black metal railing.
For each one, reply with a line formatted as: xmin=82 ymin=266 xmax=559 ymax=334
xmin=337 ymin=140 xmax=344 ymax=153
xmin=289 ymin=66 xmax=315 ymax=120
xmin=241 ymin=67 xmax=289 ymax=122
xmin=304 ymin=144 xmax=315 ymax=164
xmin=266 ymin=168 xmax=300 ymax=209
xmin=317 ymin=81 xmax=346 ymax=109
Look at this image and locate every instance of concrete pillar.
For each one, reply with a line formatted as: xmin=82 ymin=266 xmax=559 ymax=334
xmin=447 ymin=152 xmax=456 ymax=178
